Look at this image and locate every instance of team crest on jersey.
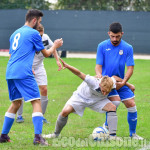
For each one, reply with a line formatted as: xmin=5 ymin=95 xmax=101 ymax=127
xmin=119 ymin=50 xmax=123 ymax=55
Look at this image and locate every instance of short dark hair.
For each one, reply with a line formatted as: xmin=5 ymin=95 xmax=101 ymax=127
xmin=37 ymin=24 xmax=44 ymax=32
xmin=25 ymin=9 xmax=43 ymax=22
xmin=109 ymin=22 xmax=122 ymax=33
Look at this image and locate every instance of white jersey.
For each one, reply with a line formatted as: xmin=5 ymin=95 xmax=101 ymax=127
xmin=73 ymin=75 xmax=116 ymax=103
xmin=32 ymin=34 xmax=53 ymax=68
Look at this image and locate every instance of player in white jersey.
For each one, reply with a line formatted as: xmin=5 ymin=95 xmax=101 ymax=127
xmin=43 ymin=58 xmax=135 ymax=140
xmin=16 ymin=24 xmax=62 ymax=123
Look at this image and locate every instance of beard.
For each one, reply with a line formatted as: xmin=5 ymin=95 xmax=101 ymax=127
xmin=111 ymin=39 xmax=121 ymax=46
xmin=33 ymin=22 xmax=38 ymax=29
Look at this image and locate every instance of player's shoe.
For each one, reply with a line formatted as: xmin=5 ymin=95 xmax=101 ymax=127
xmin=43 ymin=117 xmax=49 ymax=123
xmin=0 ymin=134 xmax=11 ymax=143
xmin=103 ymin=123 xmax=108 ymax=130
xmin=131 ymin=133 xmax=144 ymax=140
xmin=108 ymin=135 xmax=122 ymax=141
xmin=16 ymin=116 xmax=24 ymax=123
xmin=33 ymin=135 xmax=48 ymax=146
xmin=42 ymin=133 xmax=59 ymax=139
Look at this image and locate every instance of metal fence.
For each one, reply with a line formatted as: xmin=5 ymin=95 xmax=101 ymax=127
xmin=0 ymin=9 xmax=150 ymax=54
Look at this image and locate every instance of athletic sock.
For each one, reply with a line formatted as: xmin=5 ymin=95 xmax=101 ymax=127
xmin=2 ymin=112 xmax=15 ymax=134
xmin=105 ymin=101 xmax=120 ymax=126
xmin=32 ymin=112 xmax=43 ymax=134
xmin=54 ymin=114 xmax=68 ymax=135
xmin=17 ymin=100 xmax=24 ymax=117
xmin=41 ymin=96 xmax=48 ymax=115
xmin=127 ymin=106 xmax=137 ymax=136
xmin=107 ymin=111 xmax=118 ymax=135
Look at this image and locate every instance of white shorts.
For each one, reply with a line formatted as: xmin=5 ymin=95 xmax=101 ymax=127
xmin=33 ymin=65 xmax=47 ymax=85
xmin=64 ymin=94 xmax=111 ymax=116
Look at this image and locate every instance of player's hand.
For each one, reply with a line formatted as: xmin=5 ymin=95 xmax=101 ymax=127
xmin=116 ymin=81 xmax=125 ymax=90
xmin=59 ymin=58 xmax=68 ymax=70
xmin=32 ymin=69 xmax=35 ymax=75
xmin=96 ymin=74 xmax=102 ymax=79
xmin=128 ymin=84 xmax=135 ymax=93
xmin=54 ymin=38 xmax=63 ymax=49
xmin=56 ymin=60 xmax=62 ymax=71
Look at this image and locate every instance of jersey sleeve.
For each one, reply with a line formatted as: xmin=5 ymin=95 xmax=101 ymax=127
xmin=46 ymin=34 xmax=54 ymax=47
xmin=84 ymin=75 xmax=99 ymax=89
xmin=126 ymin=45 xmax=135 ymax=66
xmin=32 ymin=32 xmax=44 ymax=52
xmin=96 ymin=43 xmax=104 ymax=65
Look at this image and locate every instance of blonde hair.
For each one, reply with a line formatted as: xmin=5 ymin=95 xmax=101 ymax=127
xmin=37 ymin=24 xmax=44 ymax=32
xmin=100 ymin=76 xmax=113 ymax=93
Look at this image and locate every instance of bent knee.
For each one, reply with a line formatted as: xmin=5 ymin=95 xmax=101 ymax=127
xmin=107 ymin=103 xmax=116 ymax=112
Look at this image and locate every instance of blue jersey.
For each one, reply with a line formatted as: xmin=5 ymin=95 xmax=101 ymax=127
xmin=96 ymin=39 xmax=134 ymax=79
xmin=6 ymin=25 xmax=44 ymax=79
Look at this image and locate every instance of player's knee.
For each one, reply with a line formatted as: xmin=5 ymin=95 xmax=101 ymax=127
xmin=61 ymin=109 xmax=70 ymax=117
xmin=12 ymin=100 xmax=22 ymax=110
xmin=108 ymin=103 xmax=116 ymax=112
xmin=40 ymin=86 xmax=47 ymax=95
xmin=124 ymin=99 xmax=135 ymax=108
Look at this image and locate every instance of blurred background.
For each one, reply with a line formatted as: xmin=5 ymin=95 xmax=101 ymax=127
xmin=0 ymin=0 xmax=150 ymax=55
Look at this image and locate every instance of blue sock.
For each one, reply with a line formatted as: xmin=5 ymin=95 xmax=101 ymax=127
xmin=2 ymin=112 xmax=15 ymax=134
xmin=105 ymin=112 xmax=108 ymax=126
xmin=128 ymin=111 xmax=137 ymax=136
xmin=32 ymin=112 xmax=43 ymax=135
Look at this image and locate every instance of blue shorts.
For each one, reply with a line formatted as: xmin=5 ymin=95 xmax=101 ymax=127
xmin=108 ymin=85 xmax=135 ymax=101
xmin=7 ymin=77 xmax=40 ymax=102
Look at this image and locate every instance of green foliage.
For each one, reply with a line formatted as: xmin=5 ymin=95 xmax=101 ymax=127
xmin=0 ymin=0 xmax=51 ymax=9
xmin=0 ymin=57 xmax=150 ymax=149
xmin=55 ymin=0 xmax=150 ymax=11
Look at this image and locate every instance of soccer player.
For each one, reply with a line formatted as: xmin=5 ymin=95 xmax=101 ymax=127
xmin=16 ymin=24 xmax=62 ymax=123
xmin=95 ymin=22 xmax=143 ymax=140
xmin=0 ymin=9 xmax=63 ymax=145
xmin=43 ymin=58 xmax=134 ymax=140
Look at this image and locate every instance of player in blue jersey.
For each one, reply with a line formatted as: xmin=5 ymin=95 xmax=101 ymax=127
xmin=95 ymin=22 xmax=143 ymax=140
xmin=0 ymin=9 xmax=63 ymax=145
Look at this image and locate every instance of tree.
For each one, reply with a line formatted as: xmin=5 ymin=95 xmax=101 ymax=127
xmin=55 ymin=0 xmax=150 ymax=11
xmin=0 ymin=0 xmax=51 ymax=9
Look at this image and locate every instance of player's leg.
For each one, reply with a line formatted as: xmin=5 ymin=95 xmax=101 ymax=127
xmin=0 ymin=79 xmax=22 ymax=143
xmin=34 ymin=66 xmax=49 ymax=123
xmin=102 ymin=102 xmax=117 ymax=136
xmin=104 ymin=90 xmax=121 ymax=128
xmin=39 ymin=85 xmax=49 ymax=123
xmin=16 ymin=100 xmax=24 ymax=123
xmin=15 ymin=77 xmax=47 ymax=145
xmin=89 ymin=99 xmax=119 ymax=140
xmin=120 ymin=86 xmax=143 ymax=140
xmin=43 ymin=94 xmax=86 ymax=138
xmin=43 ymin=104 xmax=74 ymax=138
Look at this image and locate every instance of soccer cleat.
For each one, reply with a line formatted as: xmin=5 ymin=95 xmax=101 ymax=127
xmin=16 ymin=116 xmax=24 ymax=123
xmin=0 ymin=134 xmax=11 ymax=143
xmin=131 ymin=133 xmax=144 ymax=140
xmin=103 ymin=123 xmax=108 ymax=130
xmin=33 ymin=135 xmax=48 ymax=146
xmin=43 ymin=117 xmax=49 ymax=123
xmin=108 ymin=135 xmax=122 ymax=141
xmin=42 ymin=133 xmax=59 ymax=139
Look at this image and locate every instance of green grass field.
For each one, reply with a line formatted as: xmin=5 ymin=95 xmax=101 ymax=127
xmin=0 ymin=56 xmax=150 ymax=150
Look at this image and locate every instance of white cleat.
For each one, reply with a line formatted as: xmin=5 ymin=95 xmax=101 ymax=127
xmin=42 ymin=133 xmax=59 ymax=139
xmin=131 ymin=133 xmax=144 ymax=140
xmin=108 ymin=135 xmax=123 ymax=141
xmin=103 ymin=123 xmax=109 ymax=130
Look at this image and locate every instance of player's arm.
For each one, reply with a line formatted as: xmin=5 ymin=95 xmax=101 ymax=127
xmin=41 ymin=38 xmax=63 ymax=58
xmin=112 ymin=75 xmax=135 ymax=92
xmin=59 ymin=58 xmax=86 ymax=80
xmin=116 ymin=66 xmax=134 ymax=89
xmin=53 ymin=50 xmax=62 ymax=71
xmin=95 ymin=64 xmax=102 ymax=78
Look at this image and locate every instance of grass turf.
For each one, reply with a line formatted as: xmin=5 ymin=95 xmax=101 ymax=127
xmin=0 ymin=56 xmax=150 ymax=149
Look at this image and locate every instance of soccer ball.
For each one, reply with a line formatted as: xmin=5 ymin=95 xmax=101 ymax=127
xmin=92 ymin=126 xmax=109 ymax=141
